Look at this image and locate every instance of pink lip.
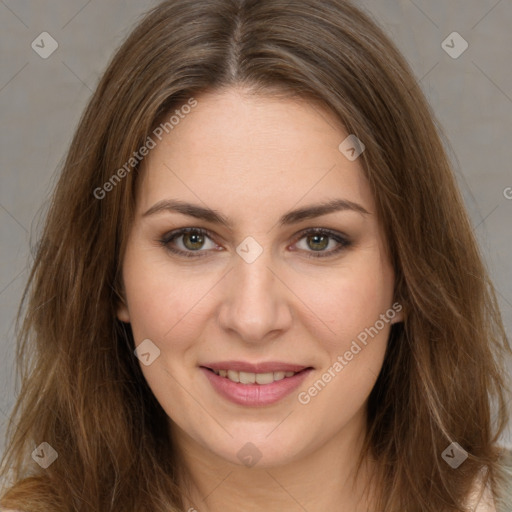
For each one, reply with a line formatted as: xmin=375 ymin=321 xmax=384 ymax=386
xmin=200 ymin=365 xmax=313 ymax=406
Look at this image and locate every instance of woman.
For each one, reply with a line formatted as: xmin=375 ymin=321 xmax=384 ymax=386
xmin=1 ymin=0 xmax=511 ymax=510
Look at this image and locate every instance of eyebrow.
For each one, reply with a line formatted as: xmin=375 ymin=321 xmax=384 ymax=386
xmin=142 ymin=198 xmax=369 ymax=227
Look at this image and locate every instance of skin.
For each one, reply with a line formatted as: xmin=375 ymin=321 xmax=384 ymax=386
xmin=117 ymin=87 xmax=403 ymax=512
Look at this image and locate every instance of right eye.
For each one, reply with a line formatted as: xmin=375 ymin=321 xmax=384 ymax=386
xmin=159 ymin=227 xmax=221 ymax=258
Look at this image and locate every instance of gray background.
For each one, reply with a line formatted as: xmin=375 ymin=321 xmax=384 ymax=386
xmin=1 ymin=0 xmax=511 ymax=453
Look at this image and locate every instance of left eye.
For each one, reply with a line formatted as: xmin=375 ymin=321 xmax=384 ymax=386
xmin=294 ymin=229 xmax=348 ymax=257
xmin=291 ymin=228 xmax=351 ymax=258
xmin=159 ymin=227 xmax=350 ymax=259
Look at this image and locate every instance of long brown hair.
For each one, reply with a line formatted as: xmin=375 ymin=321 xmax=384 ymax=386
xmin=1 ymin=0 xmax=511 ymax=510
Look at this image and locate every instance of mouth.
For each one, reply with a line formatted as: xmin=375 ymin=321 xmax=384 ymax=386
xmin=200 ymin=362 xmax=314 ymax=406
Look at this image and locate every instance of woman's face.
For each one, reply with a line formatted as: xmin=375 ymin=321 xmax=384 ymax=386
xmin=118 ymin=88 xmax=401 ymax=468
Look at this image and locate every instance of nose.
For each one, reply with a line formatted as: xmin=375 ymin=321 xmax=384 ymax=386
xmin=217 ymin=245 xmax=293 ymax=344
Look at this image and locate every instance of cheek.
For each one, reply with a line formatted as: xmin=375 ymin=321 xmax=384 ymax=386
xmin=305 ymin=254 xmax=394 ymax=410
xmin=297 ymin=252 xmax=394 ymax=350
xmin=300 ymin=265 xmax=392 ymax=420
xmin=121 ymin=252 xmax=210 ymax=417
xmin=122 ymin=245 xmax=209 ymax=342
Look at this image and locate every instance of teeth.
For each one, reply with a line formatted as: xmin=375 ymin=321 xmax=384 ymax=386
xmin=227 ymin=369 xmax=239 ymax=383
xmin=211 ymin=369 xmax=300 ymax=384
xmin=255 ymin=372 xmax=274 ymax=385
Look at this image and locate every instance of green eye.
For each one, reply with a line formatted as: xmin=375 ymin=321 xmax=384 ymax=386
xmin=181 ymin=231 xmax=207 ymax=251
xmin=295 ymin=228 xmax=351 ymax=258
xmin=160 ymin=228 xmax=216 ymax=258
xmin=306 ymin=233 xmax=330 ymax=251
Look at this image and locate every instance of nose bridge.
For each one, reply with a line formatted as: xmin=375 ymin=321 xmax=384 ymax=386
xmin=217 ymin=240 xmax=291 ymax=342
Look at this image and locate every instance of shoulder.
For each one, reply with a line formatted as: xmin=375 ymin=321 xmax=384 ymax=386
xmin=465 ymin=478 xmax=496 ymax=512
xmin=465 ymin=446 xmax=512 ymax=512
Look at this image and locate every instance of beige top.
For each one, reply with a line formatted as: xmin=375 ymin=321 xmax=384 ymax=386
xmin=466 ymin=477 xmax=497 ymax=512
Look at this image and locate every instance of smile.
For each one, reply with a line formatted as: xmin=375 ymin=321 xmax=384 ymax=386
xmin=210 ymin=369 xmax=298 ymax=385
xmin=201 ymin=365 xmax=313 ymax=406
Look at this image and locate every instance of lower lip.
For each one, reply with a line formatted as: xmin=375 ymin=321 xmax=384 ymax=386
xmin=201 ymin=367 xmax=313 ymax=406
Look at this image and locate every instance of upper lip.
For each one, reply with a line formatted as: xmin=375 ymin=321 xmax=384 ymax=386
xmin=201 ymin=361 xmax=311 ymax=373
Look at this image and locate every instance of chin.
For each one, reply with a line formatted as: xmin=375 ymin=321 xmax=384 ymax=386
xmin=208 ymin=429 xmax=311 ymax=469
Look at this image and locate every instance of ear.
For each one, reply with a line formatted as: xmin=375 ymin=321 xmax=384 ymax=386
xmin=115 ymin=284 xmax=131 ymax=323
xmin=117 ymin=300 xmax=131 ymax=323
xmin=389 ymin=301 xmax=405 ymax=324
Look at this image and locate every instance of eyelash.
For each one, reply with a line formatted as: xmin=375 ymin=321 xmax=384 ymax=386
xmin=159 ymin=227 xmax=352 ymax=259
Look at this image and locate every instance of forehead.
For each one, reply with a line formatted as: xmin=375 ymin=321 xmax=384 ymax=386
xmin=136 ymin=88 xmax=374 ymax=218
